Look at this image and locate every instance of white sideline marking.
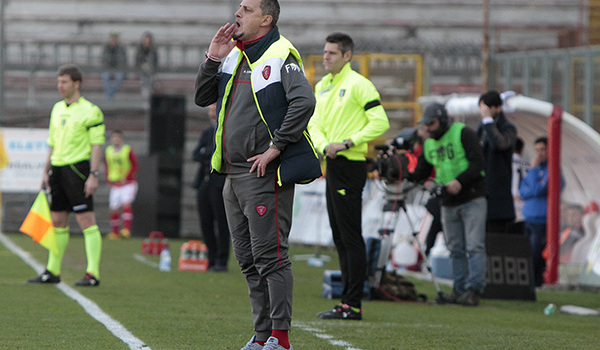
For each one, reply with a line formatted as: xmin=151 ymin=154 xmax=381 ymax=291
xmin=133 ymin=253 xmax=159 ymax=268
xmin=294 ymin=322 xmax=364 ymax=350
xmin=0 ymin=232 xmax=150 ymax=350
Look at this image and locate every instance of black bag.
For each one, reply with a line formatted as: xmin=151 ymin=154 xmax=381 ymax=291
xmin=371 ymin=271 xmax=427 ymax=302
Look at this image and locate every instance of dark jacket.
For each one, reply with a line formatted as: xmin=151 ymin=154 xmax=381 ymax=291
xmin=477 ymin=111 xmax=517 ymax=220
xmin=102 ymin=43 xmax=127 ymax=72
xmin=135 ymin=45 xmax=158 ymax=73
xmin=192 ymin=123 xmax=223 ymax=189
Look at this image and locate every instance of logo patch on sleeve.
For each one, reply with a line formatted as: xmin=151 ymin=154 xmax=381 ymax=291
xmin=256 ymin=205 xmax=267 ymax=216
xmin=262 ymin=66 xmax=271 ymax=80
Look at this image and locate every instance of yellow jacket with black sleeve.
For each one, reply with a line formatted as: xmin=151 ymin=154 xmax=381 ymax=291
xmin=48 ymin=97 xmax=105 ymax=166
xmin=308 ymin=62 xmax=389 ymax=161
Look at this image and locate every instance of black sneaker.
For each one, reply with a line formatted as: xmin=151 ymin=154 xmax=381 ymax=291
xmin=457 ymin=289 xmax=481 ymax=307
xmin=28 ymin=269 xmax=60 ymax=284
xmin=436 ymin=290 xmax=461 ymax=305
xmin=75 ymin=273 xmax=100 ymax=287
xmin=210 ymin=264 xmax=228 ymax=273
xmin=317 ymin=303 xmax=362 ymax=320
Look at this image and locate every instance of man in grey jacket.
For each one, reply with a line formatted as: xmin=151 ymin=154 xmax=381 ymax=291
xmin=194 ymin=1 xmax=316 ymax=349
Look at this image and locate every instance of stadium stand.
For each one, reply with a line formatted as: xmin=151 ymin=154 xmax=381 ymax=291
xmin=0 ymin=0 xmax=588 ymax=238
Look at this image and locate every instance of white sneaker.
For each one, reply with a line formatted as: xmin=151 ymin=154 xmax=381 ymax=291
xmin=263 ymin=336 xmax=293 ymax=350
xmin=241 ymin=335 xmax=263 ymax=350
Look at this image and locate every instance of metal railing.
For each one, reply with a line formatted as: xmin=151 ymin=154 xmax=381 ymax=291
xmin=4 ymin=39 xmax=204 ymax=74
xmin=490 ymin=45 xmax=600 ymax=132
xmin=1 ymin=37 xmax=485 ymax=128
xmin=306 ymin=53 xmax=424 ymax=122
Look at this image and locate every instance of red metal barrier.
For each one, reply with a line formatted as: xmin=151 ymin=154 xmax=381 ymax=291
xmin=544 ymin=106 xmax=562 ymax=284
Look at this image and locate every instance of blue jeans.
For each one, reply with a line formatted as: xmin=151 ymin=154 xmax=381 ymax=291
xmin=524 ymin=222 xmax=546 ymax=287
xmin=101 ymin=71 xmax=125 ymax=100
xmin=441 ymin=196 xmax=487 ymax=294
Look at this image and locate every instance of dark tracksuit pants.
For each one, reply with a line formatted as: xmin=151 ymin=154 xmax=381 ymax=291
xmin=224 ymin=171 xmax=294 ymax=339
xmin=197 ymin=173 xmax=230 ymax=268
xmin=326 ymin=156 xmax=367 ymax=309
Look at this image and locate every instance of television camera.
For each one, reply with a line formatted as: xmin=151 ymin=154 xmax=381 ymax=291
xmin=368 ymin=128 xmax=447 ymax=302
xmin=373 ymin=144 xmax=410 ymax=186
xmin=372 ymin=127 xmax=444 ymax=197
xmin=372 ymin=127 xmax=421 ymax=191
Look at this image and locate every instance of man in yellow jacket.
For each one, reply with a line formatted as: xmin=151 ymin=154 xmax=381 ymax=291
xmin=309 ymin=32 xmax=389 ymax=320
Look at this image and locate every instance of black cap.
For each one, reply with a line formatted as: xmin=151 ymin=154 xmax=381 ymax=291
xmin=419 ymin=102 xmax=447 ymax=125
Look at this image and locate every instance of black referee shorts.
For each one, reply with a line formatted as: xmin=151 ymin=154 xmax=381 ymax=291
xmin=49 ymin=161 xmax=94 ymax=213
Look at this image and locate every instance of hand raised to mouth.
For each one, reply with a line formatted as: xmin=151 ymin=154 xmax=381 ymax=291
xmin=207 ymin=23 xmax=237 ymax=60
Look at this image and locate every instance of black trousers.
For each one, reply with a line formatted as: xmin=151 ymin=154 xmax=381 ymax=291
xmin=424 ymin=195 xmax=442 ymax=256
xmin=197 ymin=174 xmax=230 ymax=268
xmin=325 ymin=157 xmax=367 ymax=309
xmin=525 ymin=222 xmax=547 ymax=287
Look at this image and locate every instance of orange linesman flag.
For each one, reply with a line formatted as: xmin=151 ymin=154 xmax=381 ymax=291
xmin=20 ymin=191 xmax=58 ymax=255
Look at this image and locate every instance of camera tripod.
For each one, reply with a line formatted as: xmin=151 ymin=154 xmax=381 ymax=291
xmin=368 ymin=185 xmax=446 ymax=302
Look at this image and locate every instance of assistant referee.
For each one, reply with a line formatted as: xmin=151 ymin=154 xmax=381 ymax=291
xmin=28 ymin=64 xmax=105 ymax=287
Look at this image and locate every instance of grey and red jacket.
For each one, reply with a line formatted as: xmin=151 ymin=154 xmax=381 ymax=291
xmin=194 ymin=26 xmax=320 ymax=186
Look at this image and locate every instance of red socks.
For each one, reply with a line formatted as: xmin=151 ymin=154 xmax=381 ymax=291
xmin=271 ymin=330 xmax=289 ymax=349
xmin=110 ymin=212 xmax=120 ymax=235
xmin=122 ymin=206 xmax=133 ymax=230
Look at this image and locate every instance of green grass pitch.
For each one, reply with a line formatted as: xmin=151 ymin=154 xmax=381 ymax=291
xmin=1 ymin=232 xmax=599 ymax=349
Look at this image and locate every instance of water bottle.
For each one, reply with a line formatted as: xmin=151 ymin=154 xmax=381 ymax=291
xmin=543 ymin=303 xmax=556 ymax=315
xmin=159 ymin=248 xmax=172 ymax=272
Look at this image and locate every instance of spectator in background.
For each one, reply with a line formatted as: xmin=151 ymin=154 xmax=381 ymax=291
xmin=477 ymin=90 xmax=518 ymax=234
xmin=192 ymin=104 xmax=230 ymax=272
xmin=571 ymin=201 xmax=600 ymax=264
xmin=512 ymin=137 xmax=529 ymax=224
xmin=101 ymin=30 xmax=128 ymax=101
xmin=135 ymin=31 xmax=159 ymax=99
xmin=519 ymin=136 xmax=563 ymax=287
xmin=104 ymin=130 xmax=138 ymax=240
xmin=558 ymin=203 xmax=585 ymax=263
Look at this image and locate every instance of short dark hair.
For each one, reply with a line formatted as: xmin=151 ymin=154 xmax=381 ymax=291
xmin=535 ymin=136 xmax=548 ymax=145
xmin=515 ymin=137 xmax=524 ymax=153
xmin=326 ymin=32 xmax=354 ymax=55
xmin=261 ymin=0 xmax=280 ymax=28
xmin=57 ymin=64 xmax=83 ymax=83
xmin=479 ymin=90 xmax=502 ymax=108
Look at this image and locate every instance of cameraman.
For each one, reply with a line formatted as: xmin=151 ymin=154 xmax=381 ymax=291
xmin=408 ymin=102 xmax=487 ymax=306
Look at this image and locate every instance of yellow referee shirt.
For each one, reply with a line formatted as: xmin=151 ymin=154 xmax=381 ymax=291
xmin=308 ymin=62 xmax=389 ymax=161
xmin=48 ymin=97 xmax=105 ymax=166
